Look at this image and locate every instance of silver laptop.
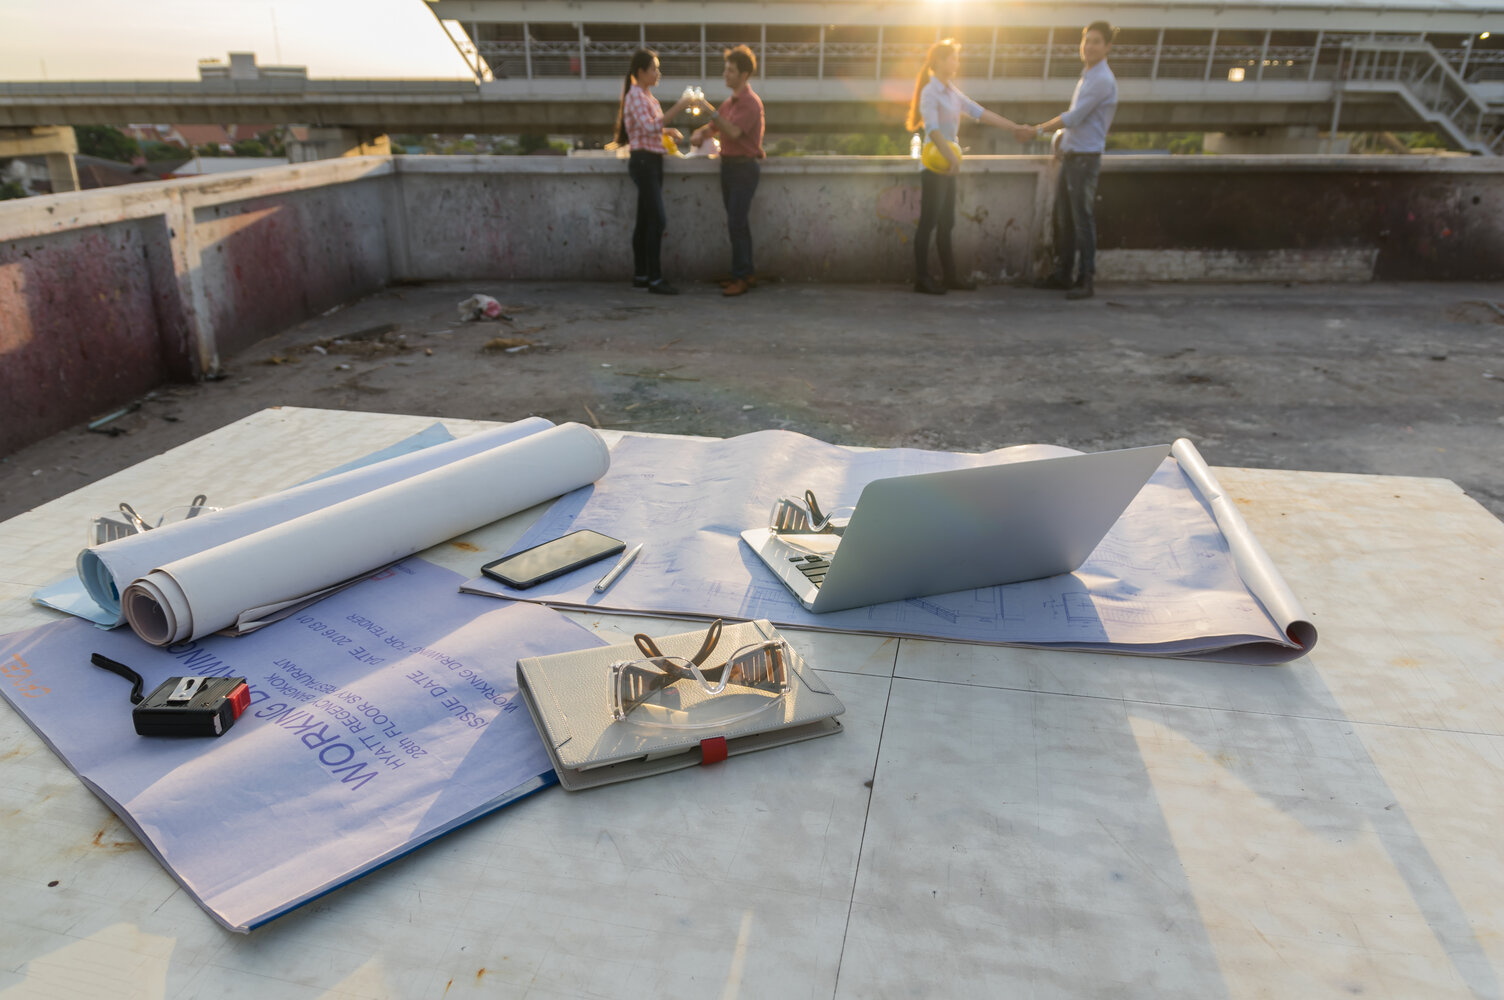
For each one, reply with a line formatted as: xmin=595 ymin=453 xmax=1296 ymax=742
xmin=740 ymin=444 xmax=1170 ymax=613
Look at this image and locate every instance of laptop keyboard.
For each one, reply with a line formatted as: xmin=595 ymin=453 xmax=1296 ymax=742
xmin=789 ymin=553 xmax=831 ymax=587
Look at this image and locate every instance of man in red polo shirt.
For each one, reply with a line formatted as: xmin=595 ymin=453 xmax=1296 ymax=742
xmin=691 ymin=45 xmax=765 ymax=297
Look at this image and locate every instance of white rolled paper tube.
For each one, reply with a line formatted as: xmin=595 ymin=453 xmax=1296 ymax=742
xmin=123 ymin=572 xmax=192 ymax=647
xmin=81 ymin=417 xmax=555 ymax=619
xmin=122 ymin=422 xmax=610 ymax=645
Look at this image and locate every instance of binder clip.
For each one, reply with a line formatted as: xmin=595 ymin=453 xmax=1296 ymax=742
xmin=768 ymin=490 xmax=852 ymax=536
xmin=90 ymin=494 xmax=216 ymax=545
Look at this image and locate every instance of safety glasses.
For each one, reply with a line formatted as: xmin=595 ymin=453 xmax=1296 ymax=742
xmin=609 ymin=619 xmax=793 ymax=728
xmin=768 ymin=489 xmax=853 ymax=536
xmin=89 ymin=495 xmax=217 ymax=545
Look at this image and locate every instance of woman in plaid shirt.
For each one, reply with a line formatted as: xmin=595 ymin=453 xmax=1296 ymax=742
xmin=614 ymin=49 xmax=697 ymax=295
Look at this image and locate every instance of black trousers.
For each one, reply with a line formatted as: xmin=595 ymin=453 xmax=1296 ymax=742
xmin=628 ymin=150 xmax=666 ymax=281
xmin=1051 ymin=152 xmax=1103 ymax=283
xmin=720 ymin=158 xmax=760 ymax=280
xmin=914 ymin=168 xmax=958 ymax=280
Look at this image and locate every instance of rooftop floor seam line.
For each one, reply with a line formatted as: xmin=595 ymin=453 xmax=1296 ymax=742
xmin=830 ymin=639 xmax=901 ymax=998
xmin=889 ymin=671 xmax=1504 ymax=736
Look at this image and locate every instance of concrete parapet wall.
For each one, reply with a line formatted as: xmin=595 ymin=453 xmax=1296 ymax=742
xmin=0 ymin=158 xmax=397 ymax=454
xmin=2 ymin=152 xmax=1503 ymax=455
xmin=190 ymin=175 xmax=395 ymax=358
xmin=390 ymin=154 xmax=1504 ymax=285
xmin=0 ymin=215 xmax=189 ymax=454
xmin=393 ymin=156 xmax=1043 ymax=284
xmin=1094 ymin=156 xmax=1504 ymax=283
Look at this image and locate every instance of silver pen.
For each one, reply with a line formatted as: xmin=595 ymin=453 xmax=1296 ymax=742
xmin=594 ymin=543 xmax=643 ymax=593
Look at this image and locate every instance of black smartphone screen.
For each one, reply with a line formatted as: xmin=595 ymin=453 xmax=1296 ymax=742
xmin=481 ymin=529 xmax=625 ymax=589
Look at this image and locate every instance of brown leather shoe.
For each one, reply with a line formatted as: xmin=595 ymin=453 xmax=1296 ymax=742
xmin=722 ymin=278 xmax=750 ymax=297
xmin=1065 ymin=277 xmax=1095 ymax=300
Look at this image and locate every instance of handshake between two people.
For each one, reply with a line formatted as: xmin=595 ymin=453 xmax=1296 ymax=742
xmin=1013 ymin=125 xmax=1067 ymax=158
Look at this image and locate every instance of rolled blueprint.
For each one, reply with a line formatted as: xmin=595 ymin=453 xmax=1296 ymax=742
xmin=79 ymin=417 xmax=556 ymax=623
xmin=117 ymin=421 xmax=610 ymax=645
xmin=1171 ymin=438 xmax=1318 ymax=661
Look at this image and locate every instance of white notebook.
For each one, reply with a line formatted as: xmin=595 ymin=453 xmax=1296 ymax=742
xmin=516 ymin=619 xmax=845 ymax=791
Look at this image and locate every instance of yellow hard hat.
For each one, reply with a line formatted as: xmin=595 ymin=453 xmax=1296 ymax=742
xmin=921 ymin=139 xmax=962 ymax=173
xmin=662 ymin=133 xmax=681 ymax=156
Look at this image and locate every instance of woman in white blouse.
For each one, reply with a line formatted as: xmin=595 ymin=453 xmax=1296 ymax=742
xmin=905 ymin=39 xmax=1030 ymax=295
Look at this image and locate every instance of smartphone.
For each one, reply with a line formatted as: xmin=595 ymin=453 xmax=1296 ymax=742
xmin=481 ymin=529 xmax=625 ymax=589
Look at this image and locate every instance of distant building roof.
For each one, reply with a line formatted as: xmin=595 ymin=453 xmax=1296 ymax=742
xmin=120 ymin=124 xmax=282 ymax=149
xmin=141 ymin=157 xmax=193 ymax=178
xmin=169 ymin=124 xmax=236 ymax=147
xmin=19 ymin=153 xmax=162 ymax=191
xmin=164 ymin=156 xmax=290 ymax=176
xmin=198 ymin=52 xmax=307 ymax=81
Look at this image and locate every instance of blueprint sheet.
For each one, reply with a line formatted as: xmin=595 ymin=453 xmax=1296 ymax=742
xmin=462 ymin=431 xmax=1311 ymax=663
xmin=1 ymin=558 xmax=603 ymax=932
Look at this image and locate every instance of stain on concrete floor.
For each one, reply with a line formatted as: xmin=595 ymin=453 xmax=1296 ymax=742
xmin=2 ymin=279 xmax=1501 ymax=522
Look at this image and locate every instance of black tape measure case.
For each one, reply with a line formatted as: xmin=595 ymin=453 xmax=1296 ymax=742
xmin=134 ymin=675 xmax=251 ymax=737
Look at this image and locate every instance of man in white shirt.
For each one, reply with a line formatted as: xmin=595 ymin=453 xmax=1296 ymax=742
xmin=1026 ymin=22 xmax=1119 ymax=300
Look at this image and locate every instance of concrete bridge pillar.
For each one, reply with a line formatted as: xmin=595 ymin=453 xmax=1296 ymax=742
xmin=286 ymin=127 xmax=391 ymax=163
xmin=0 ymin=126 xmax=79 ymax=193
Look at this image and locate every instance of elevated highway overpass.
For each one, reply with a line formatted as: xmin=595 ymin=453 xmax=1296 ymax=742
xmin=1 ymin=0 xmax=1499 ymax=153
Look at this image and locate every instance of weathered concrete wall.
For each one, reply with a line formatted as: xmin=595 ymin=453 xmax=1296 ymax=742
xmin=1095 ymin=157 xmax=1504 ymax=283
xmin=0 ymin=159 xmax=396 ymax=454
xmin=3 ymin=152 xmax=1504 ymax=456
xmin=0 ymin=216 xmax=190 ymax=455
xmin=392 ymin=154 xmax=1504 ymax=285
xmin=393 ymin=156 xmax=1043 ymax=283
xmin=192 ymin=177 xmax=394 ymax=359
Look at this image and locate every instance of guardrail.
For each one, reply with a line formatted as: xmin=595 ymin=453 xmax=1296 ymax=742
xmin=1343 ymin=41 xmax=1504 ymax=155
xmin=479 ymin=34 xmax=1504 ymax=85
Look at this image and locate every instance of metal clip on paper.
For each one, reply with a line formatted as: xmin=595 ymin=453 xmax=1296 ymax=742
xmin=89 ymin=494 xmax=216 ymax=545
xmin=768 ymin=490 xmax=852 ymax=536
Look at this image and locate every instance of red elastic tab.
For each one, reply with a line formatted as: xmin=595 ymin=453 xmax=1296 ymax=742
xmin=700 ymin=736 xmax=728 ymax=765
xmin=227 ymin=681 xmax=251 ymax=719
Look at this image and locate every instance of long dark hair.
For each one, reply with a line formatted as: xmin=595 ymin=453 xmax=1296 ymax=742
xmin=614 ymin=49 xmax=659 ymax=146
xmin=905 ymin=39 xmax=960 ymax=134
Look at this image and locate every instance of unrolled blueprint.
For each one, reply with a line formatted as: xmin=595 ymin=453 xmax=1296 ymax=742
xmin=462 ymin=431 xmax=1315 ymax=663
xmin=1 ymin=558 xmax=603 ymax=932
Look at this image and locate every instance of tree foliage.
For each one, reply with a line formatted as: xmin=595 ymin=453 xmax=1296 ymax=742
xmin=1106 ymin=132 xmax=1205 ymax=155
xmin=76 ymin=125 xmax=140 ymax=163
xmin=140 ymin=140 xmax=184 ymax=161
xmin=837 ymin=133 xmax=903 ymax=155
xmin=516 ymin=133 xmax=551 ymax=154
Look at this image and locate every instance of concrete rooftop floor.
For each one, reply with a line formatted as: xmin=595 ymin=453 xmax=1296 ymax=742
xmin=2 ymin=279 xmax=1502 ymax=522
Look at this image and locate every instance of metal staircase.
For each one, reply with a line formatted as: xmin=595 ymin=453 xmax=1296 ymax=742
xmin=1342 ymin=40 xmax=1504 ymax=155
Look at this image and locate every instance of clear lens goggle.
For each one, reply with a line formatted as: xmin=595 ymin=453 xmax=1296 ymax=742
xmin=609 ymin=619 xmax=793 ymax=729
xmin=768 ymin=490 xmax=853 ymax=536
xmin=89 ymin=495 xmax=218 ymax=545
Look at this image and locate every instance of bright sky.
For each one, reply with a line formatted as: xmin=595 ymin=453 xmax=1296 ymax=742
xmin=0 ymin=0 xmax=469 ymax=80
